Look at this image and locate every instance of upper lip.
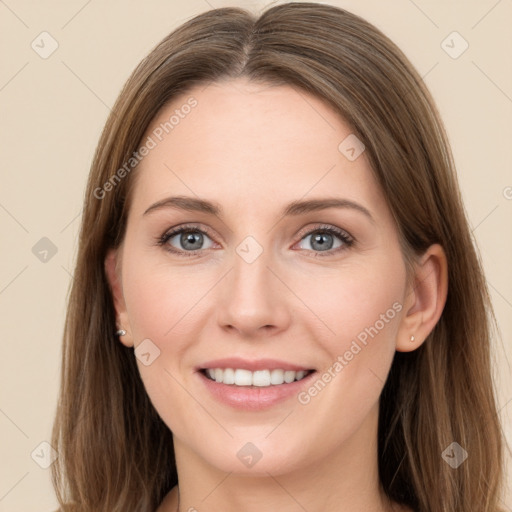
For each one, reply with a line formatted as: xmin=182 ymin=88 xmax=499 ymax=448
xmin=196 ymin=357 xmax=314 ymax=372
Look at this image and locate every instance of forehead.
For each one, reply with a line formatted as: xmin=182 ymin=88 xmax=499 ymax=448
xmin=130 ymin=78 xmax=386 ymax=219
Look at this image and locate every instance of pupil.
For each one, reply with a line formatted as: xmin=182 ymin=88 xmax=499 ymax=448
xmin=312 ymin=233 xmax=332 ymax=251
xmin=182 ymin=232 xmax=202 ymax=250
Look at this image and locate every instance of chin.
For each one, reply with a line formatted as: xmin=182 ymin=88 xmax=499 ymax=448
xmin=191 ymin=435 xmax=310 ymax=476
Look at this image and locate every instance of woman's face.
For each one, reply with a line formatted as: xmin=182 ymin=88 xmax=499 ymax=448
xmin=109 ymin=77 xmax=413 ymax=475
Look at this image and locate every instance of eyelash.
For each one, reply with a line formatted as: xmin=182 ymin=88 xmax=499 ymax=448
xmin=156 ymin=223 xmax=355 ymax=258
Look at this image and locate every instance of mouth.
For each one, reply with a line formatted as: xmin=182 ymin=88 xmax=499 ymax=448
xmin=195 ymin=357 xmax=317 ymax=410
xmin=200 ymin=367 xmax=316 ymax=387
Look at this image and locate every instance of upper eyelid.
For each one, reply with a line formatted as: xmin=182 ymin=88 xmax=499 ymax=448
xmin=165 ymin=224 xmax=218 ymax=242
xmin=296 ymin=224 xmax=352 ymax=240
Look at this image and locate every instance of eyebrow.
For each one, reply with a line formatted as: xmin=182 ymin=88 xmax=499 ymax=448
xmin=143 ymin=195 xmax=375 ymax=224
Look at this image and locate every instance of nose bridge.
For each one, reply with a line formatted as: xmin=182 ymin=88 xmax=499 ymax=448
xmin=216 ymin=238 xmax=291 ymax=335
xmin=232 ymin=245 xmax=271 ymax=299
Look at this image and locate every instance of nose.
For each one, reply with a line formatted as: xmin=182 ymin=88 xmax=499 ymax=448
xmin=216 ymin=249 xmax=292 ymax=339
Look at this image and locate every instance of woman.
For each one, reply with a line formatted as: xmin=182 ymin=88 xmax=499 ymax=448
xmin=51 ymin=2 xmax=506 ymax=511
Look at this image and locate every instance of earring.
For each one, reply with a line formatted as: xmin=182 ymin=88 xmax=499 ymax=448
xmin=116 ymin=329 xmax=127 ymax=336
xmin=410 ymin=335 xmax=415 ymax=342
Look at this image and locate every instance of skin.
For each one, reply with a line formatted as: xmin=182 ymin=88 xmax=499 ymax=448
xmin=105 ymin=77 xmax=448 ymax=512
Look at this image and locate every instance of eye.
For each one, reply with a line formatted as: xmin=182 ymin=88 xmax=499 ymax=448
xmin=156 ymin=223 xmax=354 ymax=258
xmin=295 ymin=224 xmax=354 ymax=257
xmin=157 ymin=224 xmax=216 ymax=257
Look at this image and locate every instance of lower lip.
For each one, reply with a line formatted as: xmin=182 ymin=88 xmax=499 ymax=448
xmin=197 ymin=370 xmax=316 ymax=410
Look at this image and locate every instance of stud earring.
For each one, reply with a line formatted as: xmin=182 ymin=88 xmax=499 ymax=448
xmin=410 ymin=335 xmax=415 ymax=342
xmin=116 ymin=329 xmax=127 ymax=336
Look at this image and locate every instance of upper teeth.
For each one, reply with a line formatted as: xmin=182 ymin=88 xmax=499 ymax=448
xmin=205 ymin=368 xmax=310 ymax=386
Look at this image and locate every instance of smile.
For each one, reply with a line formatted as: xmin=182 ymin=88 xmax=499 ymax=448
xmin=196 ymin=357 xmax=317 ymax=410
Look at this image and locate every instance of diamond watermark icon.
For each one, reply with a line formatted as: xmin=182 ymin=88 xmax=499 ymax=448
xmin=237 ymin=442 xmax=263 ymax=468
xmin=338 ymin=134 xmax=365 ymax=161
xmin=31 ymin=441 xmax=58 ymax=469
xmin=135 ymin=338 xmax=161 ymax=366
xmin=32 ymin=237 xmax=58 ymax=263
xmin=236 ymin=236 xmax=263 ymax=264
xmin=441 ymin=31 xmax=469 ymax=59
xmin=441 ymin=441 xmax=468 ymax=468
xmin=31 ymin=31 xmax=59 ymax=59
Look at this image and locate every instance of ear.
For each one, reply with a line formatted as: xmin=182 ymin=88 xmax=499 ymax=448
xmin=396 ymin=243 xmax=448 ymax=352
xmin=104 ymin=248 xmax=134 ymax=348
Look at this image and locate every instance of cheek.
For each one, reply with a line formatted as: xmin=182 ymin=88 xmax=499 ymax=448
xmin=300 ymin=253 xmax=405 ymax=347
xmin=122 ymin=252 xmax=202 ymax=340
xmin=121 ymin=252 xmax=211 ymax=410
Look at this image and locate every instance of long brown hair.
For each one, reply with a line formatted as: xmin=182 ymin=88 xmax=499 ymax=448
xmin=51 ymin=3 xmax=507 ymax=511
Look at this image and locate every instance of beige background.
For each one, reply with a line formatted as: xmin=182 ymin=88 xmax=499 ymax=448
xmin=0 ymin=1 xmax=511 ymax=510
